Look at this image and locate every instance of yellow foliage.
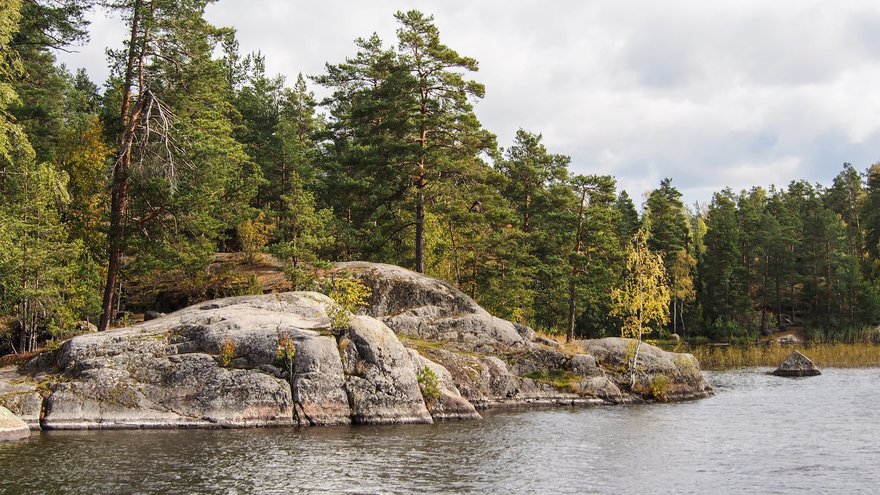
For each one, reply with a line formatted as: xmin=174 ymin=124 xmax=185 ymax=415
xmin=669 ymin=249 xmax=696 ymax=302
xmin=324 ymin=275 xmax=372 ymax=330
xmin=219 ymin=338 xmax=236 ymax=368
xmin=610 ymin=228 xmax=670 ymax=340
xmin=58 ymin=117 xmax=111 ymax=238
xmin=238 ymin=211 xmax=272 ymax=263
xmin=275 ymin=332 xmax=297 ymax=384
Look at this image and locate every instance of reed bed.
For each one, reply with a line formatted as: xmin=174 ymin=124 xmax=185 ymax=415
xmin=689 ymin=343 xmax=880 ymax=370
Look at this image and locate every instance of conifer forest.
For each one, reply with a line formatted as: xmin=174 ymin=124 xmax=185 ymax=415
xmin=2 ymin=0 xmax=880 ymax=354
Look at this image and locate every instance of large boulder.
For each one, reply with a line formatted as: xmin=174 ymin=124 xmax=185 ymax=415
xmin=331 ymin=262 xmax=527 ymax=349
xmin=581 ymin=338 xmax=714 ymax=401
xmin=1 ymin=291 xmax=468 ymax=429
xmin=772 ymin=351 xmax=821 ymax=377
xmin=409 ymin=351 xmax=481 ymax=421
xmin=340 ymin=316 xmax=433 ymax=424
xmin=0 ymin=406 xmax=29 ymax=442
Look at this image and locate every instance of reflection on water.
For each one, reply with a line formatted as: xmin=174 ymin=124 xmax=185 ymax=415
xmin=1 ymin=369 xmax=878 ymax=494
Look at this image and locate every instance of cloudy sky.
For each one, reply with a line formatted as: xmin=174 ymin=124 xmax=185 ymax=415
xmin=56 ymin=0 xmax=880 ymax=207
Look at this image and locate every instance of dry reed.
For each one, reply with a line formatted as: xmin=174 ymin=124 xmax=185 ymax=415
xmin=690 ymin=343 xmax=880 ymax=370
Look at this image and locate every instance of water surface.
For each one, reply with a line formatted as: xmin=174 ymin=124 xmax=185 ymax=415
xmin=1 ymin=368 xmax=877 ymax=494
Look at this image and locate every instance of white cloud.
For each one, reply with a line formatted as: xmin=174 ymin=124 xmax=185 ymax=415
xmin=54 ymin=0 xmax=880 ymax=206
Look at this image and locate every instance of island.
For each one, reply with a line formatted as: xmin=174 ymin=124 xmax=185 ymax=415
xmin=0 ymin=262 xmax=712 ymax=431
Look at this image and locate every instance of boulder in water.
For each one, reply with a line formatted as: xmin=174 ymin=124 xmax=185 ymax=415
xmin=772 ymin=351 xmax=821 ymax=377
xmin=0 ymin=406 xmax=29 ymax=442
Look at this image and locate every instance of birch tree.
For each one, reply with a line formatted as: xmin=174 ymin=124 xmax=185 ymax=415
xmin=610 ymin=228 xmax=670 ymax=388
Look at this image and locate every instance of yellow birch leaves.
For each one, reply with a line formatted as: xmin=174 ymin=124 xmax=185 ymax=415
xmin=610 ymin=228 xmax=670 ymax=340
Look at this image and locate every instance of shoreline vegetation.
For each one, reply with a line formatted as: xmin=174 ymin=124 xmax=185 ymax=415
xmin=685 ymin=342 xmax=880 ymax=370
xmin=538 ymin=331 xmax=880 ymax=370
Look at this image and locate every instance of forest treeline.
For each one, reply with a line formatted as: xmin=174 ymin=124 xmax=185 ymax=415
xmin=1 ymin=0 xmax=879 ymax=354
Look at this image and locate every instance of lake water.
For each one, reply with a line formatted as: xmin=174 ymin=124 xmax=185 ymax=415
xmin=1 ymin=368 xmax=878 ymax=494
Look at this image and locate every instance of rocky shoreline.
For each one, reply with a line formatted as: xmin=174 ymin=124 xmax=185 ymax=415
xmin=0 ymin=262 xmax=713 ymax=432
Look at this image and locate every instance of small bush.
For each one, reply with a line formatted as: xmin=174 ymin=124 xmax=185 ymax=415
xmin=649 ymin=375 xmax=670 ymax=401
xmin=416 ymin=366 xmax=441 ymax=403
xmin=238 ymin=212 xmax=272 ymax=263
xmin=219 ymin=337 xmax=236 ymax=368
xmin=323 ymin=275 xmax=372 ymax=331
xmin=275 ymin=332 xmax=296 ymax=385
xmin=233 ymin=273 xmax=263 ymax=296
xmin=284 ymin=265 xmax=317 ymax=291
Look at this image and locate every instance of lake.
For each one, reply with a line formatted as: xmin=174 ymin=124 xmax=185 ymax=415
xmin=1 ymin=368 xmax=878 ymax=494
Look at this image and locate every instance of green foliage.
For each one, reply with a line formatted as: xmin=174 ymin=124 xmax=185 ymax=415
xmin=3 ymin=5 xmax=880 ymax=354
xmin=270 ymin=172 xmax=335 ymax=289
xmin=416 ymin=365 xmax=441 ymax=403
xmin=649 ymin=375 xmax=670 ymax=401
xmin=0 ymin=1 xmax=101 ymax=353
xmin=323 ymin=275 xmax=372 ymax=330
xmin=233 ymin=273 xmax=263 ymax=296
xmin=524 ymin=369 xmax=580 ymax=393
xmin=702 ymin=189 xmax=747 ymax=329
xmin=316 ymin=10 xmax=495 ymax=273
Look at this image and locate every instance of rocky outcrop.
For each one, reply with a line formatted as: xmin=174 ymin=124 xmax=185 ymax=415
xmin=0 ymin=368 xmax=42 ymax=429
xmin=0 ymin=292 xmax=451 ymax=429
xmin=0 ymin=262 xmax=714 ymax=430
xmin=581 ymin=338 xmax=714 ymax=401
xmin=0 ymin=406 xmax=29 ymax=442
xmin=332 ymin=262 xmax=527 ymax=350
xmin=772 ymin=351 xmax=821 ymax=377
xmin=333 ymin=262 xmax=711 ymax=404
xmin=340 ymin=316 xmax=432 ymax=424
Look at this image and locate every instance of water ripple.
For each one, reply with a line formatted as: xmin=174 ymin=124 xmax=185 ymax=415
xmin=1 ymin=368 xmax=878 ymax=494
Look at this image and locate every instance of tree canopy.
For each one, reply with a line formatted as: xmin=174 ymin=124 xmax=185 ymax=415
xmin=2 ymin=6 xmax=879 ymax=354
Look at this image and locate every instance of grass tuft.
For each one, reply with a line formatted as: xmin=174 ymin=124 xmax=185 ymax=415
xmin=524 ymin=369 xmax=580 ymax=393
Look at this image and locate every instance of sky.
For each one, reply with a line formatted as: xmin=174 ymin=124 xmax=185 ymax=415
xmin=55 ymin=0 xmax=880 ymax=208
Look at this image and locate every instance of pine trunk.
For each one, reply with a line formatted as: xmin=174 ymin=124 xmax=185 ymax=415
xmin=98 ymin=0 xmax=144 ymax=332
xmin=566 ymin=276 xmax=577 ymax=343
xmin=415 ymin=185 xmax=425 ymax=273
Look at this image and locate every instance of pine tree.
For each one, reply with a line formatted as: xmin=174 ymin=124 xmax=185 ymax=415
xmin=643 ymin=178 xmax=692 ymax=333
xmin=826 ymin=163 xmax=865 ymax=262
xmin=565 ymin=175 xmax=621 ymax=342
xmin=614 ymin=190 xmax=640 ymax=248
xmin=317 ymin=11 xmax=495 ymax=273
xmin=494 ymin=129 xmax=569 ymax=325
xmin=496 ymin=129 xmax=569 ymax=233
xmin=701 ymin=188 xmax=747 ymax=338
xmin=1 ymin=0 xmax=97 ymax=352
xmin=98 ymin=0 xmax=256 ymax=330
